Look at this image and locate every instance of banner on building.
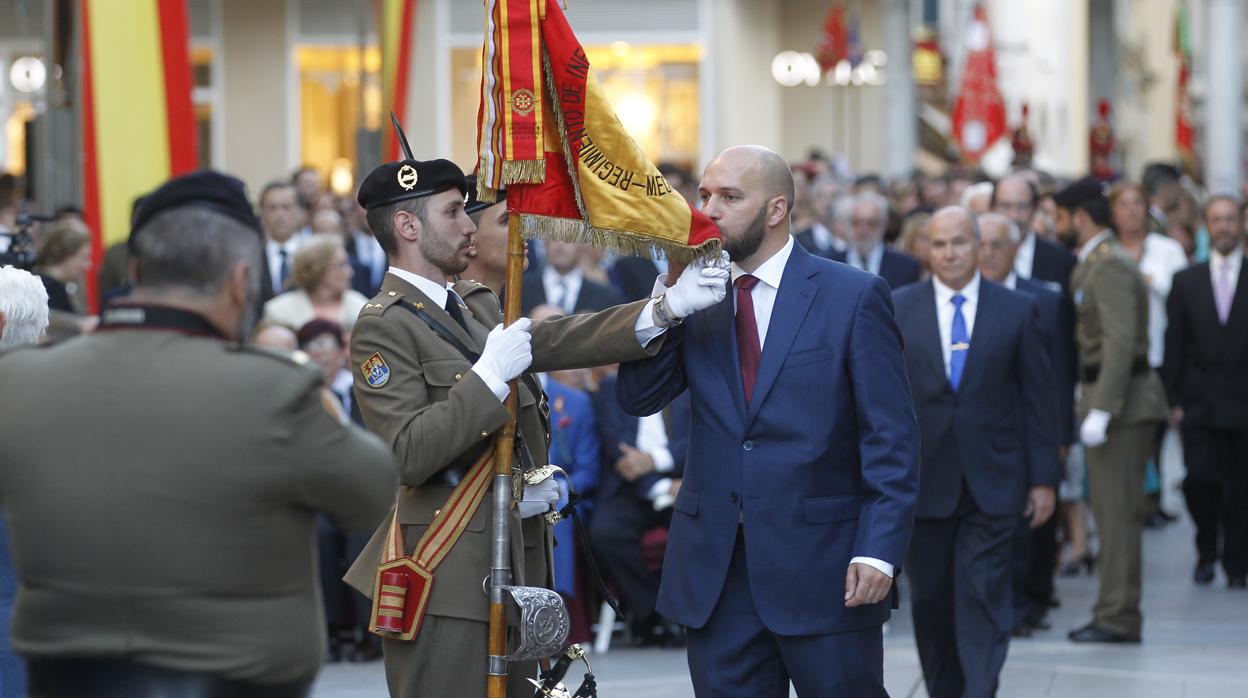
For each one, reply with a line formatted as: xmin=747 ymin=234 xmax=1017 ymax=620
xmin=80 ymin=0 xmax=198 ymax=311
xmin=950 ymin=2 xmax=1006 ymax=165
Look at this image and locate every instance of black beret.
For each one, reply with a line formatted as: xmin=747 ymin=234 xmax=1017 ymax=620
xmin=1052 ymin=176 xmax=1110 ymax=210
xmin=131 ymin=169 xmax=261 ymax=236
xmin=357 ymin=158 xmax=467 ymax=210
xmin=464 ymin=175 xmax=506 ymax=215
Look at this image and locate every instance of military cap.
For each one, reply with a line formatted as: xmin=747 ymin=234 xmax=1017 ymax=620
xmin=357 ymin=158 xmax=467 ymax=210
xmin=131 ymin=169 xmax=261 ymax=236
xmin=1052 ymin=176 xmax=1110 ymax=210
xmin=464 ymin=175 xmax=506 ymax=215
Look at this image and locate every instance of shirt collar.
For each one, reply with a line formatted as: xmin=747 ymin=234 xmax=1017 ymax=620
xmin=1003 ymin=271 xmax=1018 ymax=290
xmin=932 ymin=272 xmax=981 ymax=307
xmin=267 ymin=236 xmax=300 ymax=254
xmin=1077 ymin=229 xmax=1114 ymax=263
xmin=387 ymin=265 xmax=452 ymax=308
xmin=1211 ymin=245 xmax=1244 ymax=274
xmin=543 ymin=264 xmax=584 ymax=288
xmin=731 ymin=235 xmax=794 ymax=290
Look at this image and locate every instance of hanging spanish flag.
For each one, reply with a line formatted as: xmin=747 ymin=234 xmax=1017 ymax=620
xmin=80 ymin=0 xmax=197 ymax=311
xmin=476 ymin=0 xmax=719 ymax=261
xmin=379 ymin=0 xmax=418 ymax=162
xmin=1173 ymin=2 xmax=1195 ymax=174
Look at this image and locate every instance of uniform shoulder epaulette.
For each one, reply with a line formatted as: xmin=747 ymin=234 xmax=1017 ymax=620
xmin=360 ymin=289 xmax=406 ymax=316
xmin=455 ymin=278 xmax=493 ymax=298
xmin=230 ymin=343 xmax=316 ymax=370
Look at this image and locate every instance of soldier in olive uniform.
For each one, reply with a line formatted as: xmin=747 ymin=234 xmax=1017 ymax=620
xmin=343 ymin=158 xmax=727 ymax=696
xmin=1053 ymin=177 xmax=1168 ymax=644
xmin=0 ymin=171 xmax=397 ymax=697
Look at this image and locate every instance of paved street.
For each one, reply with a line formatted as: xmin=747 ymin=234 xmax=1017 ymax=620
xmin=314 ymin=517 xmax=1248 ymax=697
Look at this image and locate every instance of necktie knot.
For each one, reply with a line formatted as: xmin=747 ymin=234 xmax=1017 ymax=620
xmin=735 ymin=274 xmax=760 ymax=292
xmin=951 ymin=293 xmax=966 ymax=309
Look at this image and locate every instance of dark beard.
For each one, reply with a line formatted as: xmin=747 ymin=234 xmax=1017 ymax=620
xmin=724 ymin=204 xmax=768 ymax=263
xmin=422 ymin=228 xmax=470 ymax=276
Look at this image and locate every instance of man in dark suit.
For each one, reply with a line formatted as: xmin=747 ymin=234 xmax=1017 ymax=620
xmin=257 ymin=181 xmax=309 ymax=309
xmin=978 ymin=213 xmax=1077 ymax=635
xmin=616 ymin=146 xmax=920 ymax=696
xmin=1164 ymin=195 xmax=1248 ymax=588
xmin=521 ymin=241 xmax=623 ymax=315
xmin=829 ymin=191 xmax=922 ymax=289
xmin=608 ymin=255 xmax=663 ymax=303
xmin=993 ymin=174 xmax=1076 ymax=291
xmin=588 ymin=369 xmax=690 ymax=644
xmin=894 ymin=207 xmax=1059 ymax=698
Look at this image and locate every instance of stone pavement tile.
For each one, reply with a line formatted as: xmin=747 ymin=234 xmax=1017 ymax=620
xmin=1047 ymin=671 xmax=1183 ymax=698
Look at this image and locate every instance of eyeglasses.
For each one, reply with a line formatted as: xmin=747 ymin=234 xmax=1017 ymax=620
xmin=851 ymin=218 xmax=882 ymax=227
xmin=995 ymin=201 xmax=1033 ymax=213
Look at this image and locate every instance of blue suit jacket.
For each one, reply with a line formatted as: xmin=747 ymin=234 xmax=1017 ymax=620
xmin=591 ymin=374 xmax=691 ymax=503
xmin=830 ymin=247 xmax=923 ymax=289
xmin=1015 ymin=276 xmax=1076 ymax=447
xmin=616 ymin=243 xmax=920 ymax=635
xmin=892 ymin=279 xmax=1060 ymax=520
xmin=544 ymin=378 xmax=600 ymax=597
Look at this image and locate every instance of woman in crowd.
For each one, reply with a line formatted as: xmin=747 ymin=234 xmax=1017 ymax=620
xmin=34 ymin=219 xmax=92 ymax=315
xmin=261 ymin=233 xmax=368 ymax=334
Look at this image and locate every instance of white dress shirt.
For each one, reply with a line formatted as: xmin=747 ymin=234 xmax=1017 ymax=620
xmin=846 ymin=241 xmax=885 ymax=276
xmin=637 ymin=412 xmax=677 ymax=502
xmin=730 ymin=237 xmax=894 ymax=578
xmin=389 ymin=266 xmax=664 ymax=401
xmin=810 ymin=222 xmax=847 ymax=254
xmin=1137 ymin=233 xmax=1188 ymax=367
xmin=1210 ymin=245 xmax=1243 ymax=313
xmin=1003 ymin=271 xmax=1019 ymax=290
xmin=932 ymin=273 xmax=981 ymax=378
xmin=1014 ymin=232 xmax=1036 ymax=279
xmin=542 ymin=266 xmax=585 ymax=314
xmin=265 ymin=234 xmax=306 ymax=295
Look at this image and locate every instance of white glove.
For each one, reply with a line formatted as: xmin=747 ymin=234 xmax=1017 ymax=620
xmin=473 ymin=318 xmax=532 ymax=384
xmin=663 ymin=258 xmax=731 ymax=318
xmin=517 ymin=477 xmax=560 ymax=518
xmin=1080 ymin=409 xmax=1111 ymax=448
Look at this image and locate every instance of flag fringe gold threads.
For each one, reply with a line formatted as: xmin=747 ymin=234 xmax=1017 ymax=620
xmin=476 ymin=180 xmax=502 ymax=204
xmin=518 ymin=214 xmax=721 ymax=263
xmin=502 ymin=159 xmax=546 ymax=184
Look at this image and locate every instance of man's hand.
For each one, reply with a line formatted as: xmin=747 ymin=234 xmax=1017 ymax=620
xmin=615 ymin=443 xmax=656 ymax=481
xmin=517 ymin=478 xmax=560 ymax=519
xmin=1080 ymin=409 xmax=1110 ymax=448
xmin=844 ymin=563 xmax=893 ymax=608
xmin=662 ymin=258 xmax=730 ymax=318
xmin=1170 ymin=406 xmax=1185 ymax=429
xmin=1023 ymin=485 xmax=1056 ymax=529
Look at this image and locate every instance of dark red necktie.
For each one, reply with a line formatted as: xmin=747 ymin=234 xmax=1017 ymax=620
xmin=735 ymin=275 xmax=762 ymax=404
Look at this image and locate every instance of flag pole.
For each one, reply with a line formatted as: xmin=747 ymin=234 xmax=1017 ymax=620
xmin=487 ymin=215 xmax=526 ymax=697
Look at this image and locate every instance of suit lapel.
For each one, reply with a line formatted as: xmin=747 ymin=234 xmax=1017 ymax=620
xmin=747 ymin=249 xmax=817 ymax=421
xmin=1224 ymin=264 xmax=1248 ymax=330
xmin=960 ymin=281 xmax=998 ymax=394
xmin=705 ymin=293 xmax=747 ymax=420
xmin=914 ymin=281 xmax=948 ymax=388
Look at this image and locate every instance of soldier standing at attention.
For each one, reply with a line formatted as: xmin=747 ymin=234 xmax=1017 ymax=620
xmin=0 ymin=170 xmax=398 ymax=697
xmin=343 ymin=156 xmax=727 ymax=696
xmin=1052 ymin=177 xmax=1168 ymax=645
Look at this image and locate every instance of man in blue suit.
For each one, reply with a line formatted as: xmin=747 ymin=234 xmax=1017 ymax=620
xmin=893 ymin=207 xmax=1060 ymax=698
xmin=978 ymin=213 xmax=1077 ymax=636
xmin=829 ymin=190 xmax=922 ymax=289
xmin=616 ymin=145 xmax=920 ymax=697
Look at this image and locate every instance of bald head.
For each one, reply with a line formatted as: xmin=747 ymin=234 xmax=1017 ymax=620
xmin=928 ymin=206 xmax=979 ymax=290
xmin=700 ymin=145 xmax=797 ymax=269
xmin=710 ymin=146 xmax=795 ymax=210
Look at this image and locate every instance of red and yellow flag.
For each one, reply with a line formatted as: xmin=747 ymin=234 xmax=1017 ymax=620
xmin=476 ymin=0 xmax=719 ymax=261
xmin=379 ymin=0 xmax=418 ymax=162
xmin=80 ymin=0 xmax=197 ymax=311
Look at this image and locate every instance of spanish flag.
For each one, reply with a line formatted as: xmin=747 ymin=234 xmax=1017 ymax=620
xmin=476 ymin=0 xmax=719 ymax=261
xmin=379 ymin=0 xmax=418 ymax=162
xmin=80 ymin=0 xmax=197 ymax=310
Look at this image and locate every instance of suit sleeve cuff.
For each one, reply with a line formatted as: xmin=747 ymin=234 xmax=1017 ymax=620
xmin=850 ymin=556 xmax=895 ymax=578
xmin=470 ymin=365 xmax=510 ymax=402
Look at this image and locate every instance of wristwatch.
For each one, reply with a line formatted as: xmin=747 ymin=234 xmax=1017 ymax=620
xmin=652 ymin=293 xmax=683 ymax=328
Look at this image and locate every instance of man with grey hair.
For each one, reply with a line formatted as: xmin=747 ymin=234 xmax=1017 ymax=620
xmin=830 ymin=190 xmax=921 ymax=288
xmin=893 ymin=206 xmax=1058 ymax=697
xmin=0 ymin=265 xmax=48 ymax=698
xmin=961 ymin=182 xmax=995 ymax=215
xmin=979 ymin=212 xmax=1078 ymax=636
xmin=0 ymin=266 xmax=49 ymax=348
xmin=0 ymin=170 xmax=397 ymax=696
